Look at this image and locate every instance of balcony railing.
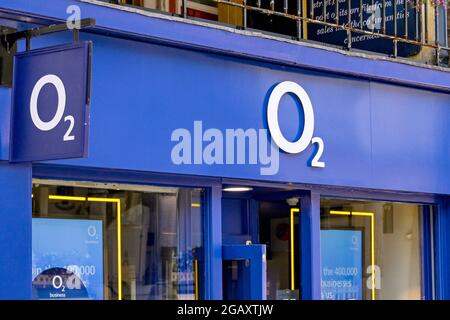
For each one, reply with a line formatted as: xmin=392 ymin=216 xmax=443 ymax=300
xmin=105 ymin=0 xmax=450 ymax=67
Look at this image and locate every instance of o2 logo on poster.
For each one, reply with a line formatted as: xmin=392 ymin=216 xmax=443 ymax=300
xmin=32 ymin=218 xmax=103 ymax=300
xmin=32 ymin=267 xmax=89 ymax=299
xmin=320 ymin=229 xmax=363 ymax=300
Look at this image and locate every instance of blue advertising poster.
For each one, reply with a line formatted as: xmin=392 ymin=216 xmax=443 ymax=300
xmin=32 ymin=218 xmax=103 ymax=300
xmin=320 ymin=229 xmax=363 ymax=300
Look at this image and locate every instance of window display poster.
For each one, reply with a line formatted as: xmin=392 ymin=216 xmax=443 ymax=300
xmin=320 ymin=229 xmax=363 ymax=300
xmin=32 ymin=218 xmax=104 ymax=300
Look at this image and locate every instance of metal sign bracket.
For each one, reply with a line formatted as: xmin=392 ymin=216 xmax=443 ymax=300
xmin=0 ymin=18 xmax=95 ymax=87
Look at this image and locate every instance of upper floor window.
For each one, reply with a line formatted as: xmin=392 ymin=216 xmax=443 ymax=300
xmin=103 ymin=0 xmax=449 ymax=67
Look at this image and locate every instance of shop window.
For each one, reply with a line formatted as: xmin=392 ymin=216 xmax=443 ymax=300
xmin=320 ymin=199 xmax=429 ymax=300
xmin=31 ymin=181 xmax=205 ymax=300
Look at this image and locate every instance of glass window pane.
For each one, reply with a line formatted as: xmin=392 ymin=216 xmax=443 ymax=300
xmin=320 ymin=199 xmax=423 ymax=300
xmin=31 ymin=182 xmax=204 ymax=300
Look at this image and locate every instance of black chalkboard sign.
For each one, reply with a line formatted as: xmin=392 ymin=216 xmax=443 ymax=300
xmin=306 ymin=0 xmax=421 ymax=56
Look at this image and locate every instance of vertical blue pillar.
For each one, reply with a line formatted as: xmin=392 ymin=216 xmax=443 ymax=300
xmin=300 ymin=191 xmax=321 ymax=300
xmin=0 ymin=162 xmax=32 ymax=299
xmin=435 ymin=197 xmax=450 ymax=300
xmin=204 ymin=182 xmax=222 ymax=299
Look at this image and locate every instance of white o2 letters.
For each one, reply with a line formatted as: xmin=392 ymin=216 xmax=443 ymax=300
xmin=30 ymin=74 xmax=75 ymax=141
xmin=30 ymin=75 xmax=65 ymax=131
xmin=267 ymin=81 xmax=325 ymax=168
xmin=52 ymin=275 xmax=63 ymax=289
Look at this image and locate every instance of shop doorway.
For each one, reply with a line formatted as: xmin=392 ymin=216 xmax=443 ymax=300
xmin=259 ymin=200 xmax=300 ymax=300
xmin=222 ymin=186 xmax=302 ymax=300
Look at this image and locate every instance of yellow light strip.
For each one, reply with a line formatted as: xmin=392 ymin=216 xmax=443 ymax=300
xmin=191 ymin=203 xmax=201 ymax=208
xmin=329 ymin=210 xmax=376 ymax=300
xmin=116 ymin=199 xmax=122 ymax=301
xmin=87 ymin=197 xmax=121 ymax=203
xmin=194 ymin=259 xmax=199 ymax=300
xmin=290 ymin=208 xmax=300 ymax=291
xmin=369 ymin=213 xmax=375 ymax=300
xmin=48 ymin=195 xmax=86 ymax=201
xmin=328 ymin=210 xmax=351 ymax=215
xmin=48 ymin=195 xmax=123 ymax=300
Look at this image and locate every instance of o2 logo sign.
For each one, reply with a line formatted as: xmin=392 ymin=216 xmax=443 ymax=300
xmin=30 ymin=74 xmax=76 ymax=142
xmin=10 ymin=42 xmax=90 ymax=162
xmin=267 ymin=81 xmax=325 ymax=168
xmin=32 ymin=267 xmax=89 ymax=300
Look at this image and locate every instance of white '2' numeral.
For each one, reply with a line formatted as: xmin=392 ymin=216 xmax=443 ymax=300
xmin=63 ymin=115 xmax=75 ymax=141
xmin=310 ymin=137 xmax=325 ymax=168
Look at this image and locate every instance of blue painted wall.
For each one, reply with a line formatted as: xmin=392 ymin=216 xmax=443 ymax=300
xmin=0 ymin=2 xmax=449 ymax=300
xmin=0 ymin=88 xmax=11 ymax=159
xmin=21 ymin=33 xmax=448 ymax=195
xmin=0 ymin=161 xmax=31 ymax=299
xmin=0 ymin=3 xmax=449 ymax=196
xmin=0 ymin=90 xmax=31 ymax=299
xmin=222 ymin=199 xmax=248 ymax=237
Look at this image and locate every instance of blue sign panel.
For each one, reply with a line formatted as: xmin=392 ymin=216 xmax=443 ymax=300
xmin=320 ymin=229 xmax=363 ymax=300
xmin=10 ymin=42 xmax=91 ymax=162
xmin=32 ymin=218 xmax=103 ymax=300
xmin=43 ymin=37 xmax=450 ymax=195
xmin=307 ymin=0 xmax=421 ymax=56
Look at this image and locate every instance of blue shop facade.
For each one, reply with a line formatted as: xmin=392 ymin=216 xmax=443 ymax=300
xmin=0 ymin=0 xmax=449 ymax=300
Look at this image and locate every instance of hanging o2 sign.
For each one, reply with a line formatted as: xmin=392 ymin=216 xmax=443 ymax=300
xmin=267 ymin=81 xmax=325 ymax=168
xmin=10 ymin=42 xmax=91 ymax=162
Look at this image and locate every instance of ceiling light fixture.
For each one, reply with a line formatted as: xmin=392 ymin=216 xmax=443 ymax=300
xmin=222 ymin=187 xmax=253 ymax=192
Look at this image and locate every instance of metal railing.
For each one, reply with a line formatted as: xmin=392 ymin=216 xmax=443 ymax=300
xmin=111 ymin=0 xmax=450 ymax=66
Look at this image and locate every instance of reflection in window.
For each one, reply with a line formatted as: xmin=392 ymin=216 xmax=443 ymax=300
xmin=32 ymin=182 xmax=204 ymax=300
xmin=320 ymin=199 xmax=426 ymax=300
